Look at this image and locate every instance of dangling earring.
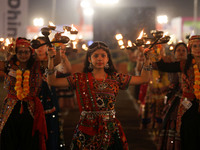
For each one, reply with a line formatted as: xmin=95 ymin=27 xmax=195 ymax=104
xmin=104 ymin=63 xmax=109 ymax=69
xmin=88 ymin=63 xmax=93 ymax=70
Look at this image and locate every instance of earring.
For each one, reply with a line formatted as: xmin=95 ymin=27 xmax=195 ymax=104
xmin=104 ymin=63 xmax=109 ymax=69
xmin=88 ymin=63 xmax=93 ymax=70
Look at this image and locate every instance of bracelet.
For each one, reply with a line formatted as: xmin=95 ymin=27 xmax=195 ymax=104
xmin=50 ymin=55 xmax=55 ymax=59
xmin=143 ymin=64 xmax=152 ymax=71
xmin=45 ymin=68 xmax=56 ymax=75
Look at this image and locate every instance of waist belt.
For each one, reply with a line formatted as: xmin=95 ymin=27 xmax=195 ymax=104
xmin=80 ymin=110 xmax=116 ymax=120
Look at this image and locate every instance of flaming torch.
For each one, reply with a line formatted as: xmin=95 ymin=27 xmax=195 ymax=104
xmin=115 ymin=33 xmax=125 ymax=49
xmin=136 ymin=30 xmax=144 ymax=46
xmin=48 ymin=21 xmax=56 ymax=30
xmin=70 ymin=24 xmax=78 ymax=34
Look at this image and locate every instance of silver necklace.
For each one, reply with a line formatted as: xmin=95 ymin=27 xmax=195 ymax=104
xmin=92 ymin=73 xmax=108 ymax=90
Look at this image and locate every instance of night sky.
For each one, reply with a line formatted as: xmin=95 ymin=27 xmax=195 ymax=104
xmin=28 ymin=0 xmax=199 ymax=26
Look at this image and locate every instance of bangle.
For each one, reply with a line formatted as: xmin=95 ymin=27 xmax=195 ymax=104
xmin=143 ymin=64 xmax=152 ymax=71
xmin=45 ymin=68 xmax=55 ymax=75
xmin=49 ymin=55 xmax=55 ymax=59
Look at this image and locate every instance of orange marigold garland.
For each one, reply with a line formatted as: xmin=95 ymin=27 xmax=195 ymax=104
xmin=15 ymin=70 xmax=30 ymax=100
xmin=192 ymin=59 xmax=200 ymax=99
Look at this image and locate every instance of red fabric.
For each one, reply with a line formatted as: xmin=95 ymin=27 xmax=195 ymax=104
xmin=182 ymin=92 xmax=195 ymax=99
xmin=139 ymin=84 xmax=148 ymax=104
xmin=32 ymin=97 xmax=48 ymax=150
xmin=78 ymin=125 xmax=97 ymax=136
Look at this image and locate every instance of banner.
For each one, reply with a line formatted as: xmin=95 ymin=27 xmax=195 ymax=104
xmin=0 ymin=0 xmax=28 ymax=38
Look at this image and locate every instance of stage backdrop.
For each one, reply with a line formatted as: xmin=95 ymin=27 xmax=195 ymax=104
xmin=0 ymin=0 xmax=28 ymax=38
xmin=93 ymin=7 xmax=156 ymax=49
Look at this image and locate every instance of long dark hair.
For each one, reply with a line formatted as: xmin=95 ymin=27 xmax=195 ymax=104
xmin=183 ymin=42 xmax=193 ymax=77
xmin=174 ymin=42 xmax=188 ymax=54
xmin=83 ymin=41 xmax=117 ymax=74
xmin=5 ymin=37 xmax=35 ymax=74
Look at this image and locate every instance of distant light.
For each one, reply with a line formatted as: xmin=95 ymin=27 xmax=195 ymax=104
xmin=79 ymin=35 xmax=83 ymax=39
xmin=80 ymin=0 xmax=91 ymax=8
xmin=88 ymin=40 xmax=93 ymax=46
xmin=0 ymin=38 xmax=4 ymax=42
xmin=157 ymin=15 xmax=168 ymax=24
xmin=33 ymin=35 xmax=38 ymax=39
xmin=118 ymin=39 xmax=124 ymax=46
xmin=82 ymin=44 xmax=88 ymax=51
xmin=33 ymin=18 xmax=44 ymax=27
xmin=83 ymin=8 xmax=94 ymax=16
xmin=95 ymin=0 xmax=119 ymax=4
xmin=169 ymin=46 xmax=174 ymax=51
xmin=115 ymin=34 xmax=123 ymax=40
xmin=178 ymin=40 xmax=183 ymax=43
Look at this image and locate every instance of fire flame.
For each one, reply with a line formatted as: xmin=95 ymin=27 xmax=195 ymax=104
xmin=146 ymin=41 xmax=151 ymax=44
xmin=5 ymin=38 xmax=11 ymax=46
xmin=49 ymin=21 xmax=56 ymax=27
xmin=72 ymin=41 xmax=77 ymax=49
xmin=137 ymin=30 xmax=144 ymax=39
xmin=127 ymin=40 xmax=132 ymax=47
xmin=71 ymin=24 xmax=78 ymax=31
xmin=163 ymin=32 xmax=168 ymax=37
xmin=120 ymin=45 xmax=125 ymax=49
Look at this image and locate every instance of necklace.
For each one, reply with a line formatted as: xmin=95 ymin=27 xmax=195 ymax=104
xmin=14 ymin=69 xmax=30 ymax=100
xmin=92 ymin=72 xmax=108 ymax=90
xmin=192 ymin=59 xmax=200 ymax=99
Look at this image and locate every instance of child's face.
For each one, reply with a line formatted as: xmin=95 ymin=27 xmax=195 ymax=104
xmin=174 ymin=45 xmax=187 ymax=61
xmin=191 ymin=40 xmax=200 ymax=57
xmin=16 ymin=47 xmax=31 ymax=63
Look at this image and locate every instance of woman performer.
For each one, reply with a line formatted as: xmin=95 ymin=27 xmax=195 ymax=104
xmin=46 ymin=41 xmax=152 ymax=149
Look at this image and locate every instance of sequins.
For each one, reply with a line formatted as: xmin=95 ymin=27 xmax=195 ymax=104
xmin=96 ymin=97 xmax=105 ymax=108
xmin=108 ymin=101 xmax=114 ymax=110
xmin=79 ymin=132 xmax=86 ymax=143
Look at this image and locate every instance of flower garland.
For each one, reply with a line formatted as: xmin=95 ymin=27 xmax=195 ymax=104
xmin=192 ymin=59 xmax=200 ymax=99
xmin=14 ymin=69 xmax=30 ymax=100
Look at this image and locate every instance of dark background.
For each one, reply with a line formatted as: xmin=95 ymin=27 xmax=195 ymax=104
xmin=93 ymin=7 xmax=156 ymax=49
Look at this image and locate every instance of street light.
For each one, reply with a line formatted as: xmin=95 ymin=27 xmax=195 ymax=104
xmin=194 ymin=0 xmax=198 ymax=33
xmin=95 ymin=0 xmax=119 ymax=4
xmin=157 ymin=15 xmax=168 ymax=24
xmin=83 ymin=8 xmax=94 ymax=16
xmin=80 ymin=0 xmax=94 ymax=16
xmin=33 ymin=18 xmax=44 ymax=27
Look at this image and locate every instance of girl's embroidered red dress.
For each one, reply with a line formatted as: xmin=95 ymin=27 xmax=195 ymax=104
xmin=67 ymin=72 xmax=131 ymax=150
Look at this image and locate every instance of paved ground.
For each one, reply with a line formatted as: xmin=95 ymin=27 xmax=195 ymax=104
xmin=63 ymin=90 xmax=157 ymax=150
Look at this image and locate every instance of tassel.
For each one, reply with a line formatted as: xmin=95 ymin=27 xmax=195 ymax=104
xmin=20 ymin=101 xmax=23 ymax=114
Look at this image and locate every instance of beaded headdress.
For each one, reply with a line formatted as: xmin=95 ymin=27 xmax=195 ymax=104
xmin=8 ymin=38 xmax=33 ymax=55
xmin=188 ymin=35 xmax=200 ymax=53
xmin=88 ymin=41 xmax=109 ymax=52
xmin=16 ymin=38 xmax=31 ymax=48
